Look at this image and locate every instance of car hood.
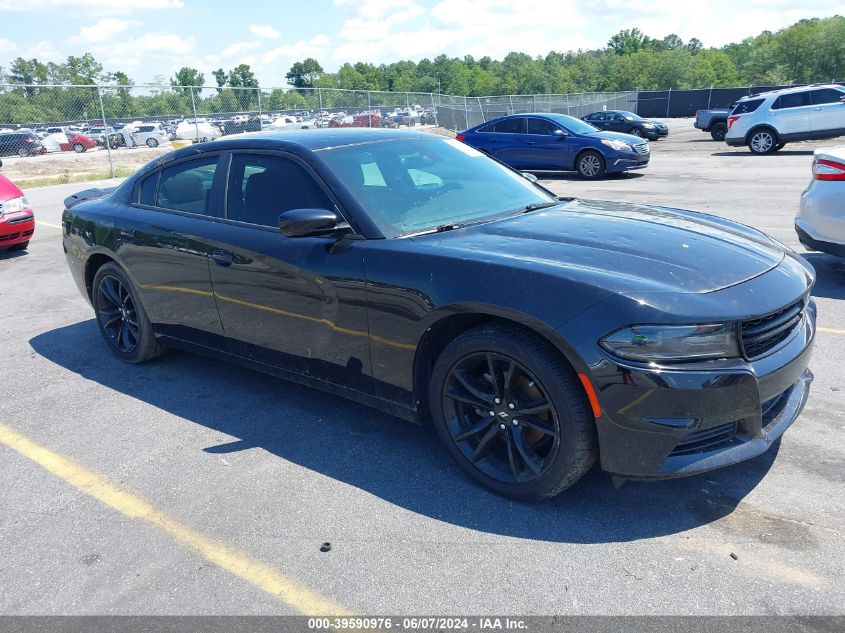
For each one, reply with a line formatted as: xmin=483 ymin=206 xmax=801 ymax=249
xmin=589 ymin=130 xmax=646 ymax=144
xmin=0 ymin=172 xmax=23 ymax=202
xmin=417 ymin=199 xmax=785 ymax=294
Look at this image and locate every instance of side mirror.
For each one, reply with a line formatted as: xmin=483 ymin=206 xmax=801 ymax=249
xmin=553 ymin=129 xmax=567 ymax=140
xmin=278 ymin=208 xmax=341 ymax=237
xmin=520 ymin=172 xmax=538 ymax=183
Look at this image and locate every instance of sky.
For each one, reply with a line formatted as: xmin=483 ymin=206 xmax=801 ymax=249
xmin=0 ymin=0 xmax=837 ymax=88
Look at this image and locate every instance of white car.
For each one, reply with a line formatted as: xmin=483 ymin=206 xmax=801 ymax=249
xmin=129 ymin=123 xmax=169 ymax=148
xmin=725 ymin=84 xmax=845 ymax=154
xmin=175 ymin=121 xmax=222 ymax=142
xmin=796 ymin=145 xmax=845 ymax=257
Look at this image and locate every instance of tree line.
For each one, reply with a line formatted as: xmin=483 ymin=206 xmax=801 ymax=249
xmin=1 ymin=16 xmax=842 ymax=125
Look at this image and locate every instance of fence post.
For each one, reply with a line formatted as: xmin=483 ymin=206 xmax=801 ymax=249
xmin=477 ymin=97 xmax=485 ymax=123
xmin=96 ymin=86 xmax=115 ymax=179
xmin=463 ymin=96 xmax=469 ymax=130
xmin=257 ymin=88 xmax=263 ymax=128
xmin=707 ymin=85 xmax=713 ymax=110
xmin=666 ymin=87 xmax=671 ymax=117
xmin=318 ymin=88 xmax=323 ymax=113
xmin=189 ymin=87 xmax=200 ymax=142
xmin=367 ymin=91 xmax=372 ymax=127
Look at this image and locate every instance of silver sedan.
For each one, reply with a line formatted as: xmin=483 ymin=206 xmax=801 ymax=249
xmin=796 ymin=145 xmax=845 ymax=258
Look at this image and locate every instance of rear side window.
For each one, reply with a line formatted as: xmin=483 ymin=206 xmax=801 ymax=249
xmin=226 ymin=153 xmax=333 ymax=227
xmin=731 ymin=99 xmax=764 ymax=115
xmin=772 ymin=92 xmax=810 ymax=110
xmin=526 ymin=118 xmax=559 ymax=135
xmin=810 ymin=88 xmax=845 ymax=105
xmin=138 ymin=173 xmax=159 ymax=206
xmin=477 ymin=123 xmax=494 ymax=133
xmin=139 ymin=126 xmax=153 ymax=132
xmin=156 ymin=155 xmax=219 ymax=215
xmin=493 ymin=118 xmax=525 ymax=134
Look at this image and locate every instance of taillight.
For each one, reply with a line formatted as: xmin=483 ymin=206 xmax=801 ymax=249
xmin=23 ymin=137 xmax=32 ymax=143
xmin=455 ymin=134 xmax=465 ymax=141
xmin=727 ymin=115 xmax=740 ymax=129
xmin=814 ymin=158 xmax=845 ymax=181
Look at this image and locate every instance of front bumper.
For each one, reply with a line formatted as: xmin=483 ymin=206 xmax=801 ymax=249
xmin=608 ymin=153 xmax=650 ymax=172
xmin=590 ymin=300 xmax=816 ymax=479
xmin=0 ymin=212 xmax=35 ymax=247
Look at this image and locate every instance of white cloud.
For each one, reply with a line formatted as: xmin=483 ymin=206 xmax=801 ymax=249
xmin=68 ymin=18 xmax=141 ymax=44
xmin=250 ymin=24 xmax=281 ymax=39
xmin=262 ymin=34 xmax=331 ymax=65
xmin=0 ymin=38 xmax=17 ymax=58
xmin=24 ymin=41 xmax=65 ymax=63
xmin=0 ymin=0 xmax=181 ymax=11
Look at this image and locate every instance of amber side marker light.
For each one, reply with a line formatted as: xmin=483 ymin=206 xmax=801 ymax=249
xmin=578 ymin=373 xmax=602 ymax=419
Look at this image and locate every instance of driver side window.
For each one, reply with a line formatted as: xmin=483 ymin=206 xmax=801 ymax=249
xmin=226 ymin=153 xmax=333 ymax=227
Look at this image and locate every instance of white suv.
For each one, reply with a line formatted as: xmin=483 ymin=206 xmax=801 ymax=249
xmin=725 ymin=84 xmax=845 ymax=154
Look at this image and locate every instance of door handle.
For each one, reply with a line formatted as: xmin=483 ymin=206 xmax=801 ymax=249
xmin=526 ymin=141 xmax=535 ymax=145
xmin=814 ymin=107 xmax=823 ymax=111
xmin=118 ymin=228 xmax=135 ymax=243
xmin=211 ymin=250 xmax=234 ymax=266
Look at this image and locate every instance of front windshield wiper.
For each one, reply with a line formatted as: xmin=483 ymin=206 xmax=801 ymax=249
xmin=509 ymin=201 xmax=561 ymax=216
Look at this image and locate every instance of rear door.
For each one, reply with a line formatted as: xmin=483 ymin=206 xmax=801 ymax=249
xmin=770 ymin=91 xmax=813 ymax=137
xmin=206 ymin=150 xmax=372 ymax=392
xmin=117 ymin=153 xmax=224 ymax=342
xmin=809 ymin=88 xmax=845 ymax=136
xmin=485 ymin=117 xmax=527 ymax=166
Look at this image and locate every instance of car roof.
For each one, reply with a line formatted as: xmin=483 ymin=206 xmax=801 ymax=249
xmin=738 ymin=83 xmax=845 ymax=101
xmin=189 ymin=128 xmax=438 ymax=152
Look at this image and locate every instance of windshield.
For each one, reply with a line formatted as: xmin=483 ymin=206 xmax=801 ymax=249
xmin=318 ymin=137 xmax=555 ymax=237
xmin=543 ymin=113 xmax=599 ymax=135
xmin=619 ymin=111 xmax=643 ymax=121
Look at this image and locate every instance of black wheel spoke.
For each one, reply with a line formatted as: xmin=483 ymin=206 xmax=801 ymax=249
xmin=485 ymin=353 xmax=502 ymax=397
xmin=519 ymin=415 xmax=559 ymax=438
xmin=504 ymin=429 xmax=519 ymax=481
xmin=511 ymin=427 xmax=542 ymax=476
xmin=453 ymin=417 xmax=496 ymax=442
xmin=503 ymin=360 xmax=517 ymax=398
xmin=471 ymin=425 xmax=499 ymax=463
xmin=453 ymin=370 xmax=494 ymax=404
xmin=102 ymin=278 xmax=121 ymax=306
xmin=515 ymin=400 xmax=552 ymax=416
xmin=103 ymin=315 xmax=122 ymax=330
xmin=446 ymin=388 xmax=488 ymax=409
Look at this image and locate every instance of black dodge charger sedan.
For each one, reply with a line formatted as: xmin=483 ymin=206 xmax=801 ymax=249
xmin=62 ymin=128 xmax=816 ymax=500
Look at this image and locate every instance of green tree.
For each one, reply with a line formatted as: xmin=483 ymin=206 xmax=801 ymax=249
xmin=285 ymin=58 xmax=324 ymax=89
xmin=171 ymin=67 xmax=205 ymax=91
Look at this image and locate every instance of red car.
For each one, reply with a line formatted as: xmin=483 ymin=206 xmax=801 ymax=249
xmin=0 ymin=171 xmax=35 ymax=251
xmin=329 ymin=112 xmax=382 ymax=128
xmin=60 ymin=132 xmax=98 ymax=153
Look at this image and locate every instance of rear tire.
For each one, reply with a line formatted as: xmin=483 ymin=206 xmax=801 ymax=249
xmin=73 ymin=143 xmax=85 ymax=153
xmin=576 ymin=150 xmax=606 ymax=180
xmin=748 ymin=128 xmax=778 ymax=154
xmin=17 ymin=147 xmax=29 ymax=157
xmin=92 ymin=262 xmax=163 ymax=364
xmin=146 ymin=138 xmax=159 ymax=148
xmin=429 ymin=324 xmax=597 ymax=500
xmin=710 ymin=122 xmax=727 ymax=141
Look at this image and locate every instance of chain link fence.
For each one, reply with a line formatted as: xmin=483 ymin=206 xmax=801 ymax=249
xmin=0 ymin=83 xmax=634 ymax=182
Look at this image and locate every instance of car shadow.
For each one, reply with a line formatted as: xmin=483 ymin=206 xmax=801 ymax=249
xmin=535 ymin=171 xmax=646 ymax=182
xmin=803 ymin=252 xmax=845 ymax=300
xmin=0 ymin=248 xmax=28 ymax=260
xmin=711 ymin=150 xmax=814 ymax=157
xmin=29 ymin=321 xmax=780 ymax=544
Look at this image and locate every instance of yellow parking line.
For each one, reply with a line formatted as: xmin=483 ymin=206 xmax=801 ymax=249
xmin=36 ymin=220 xmax=62 ymax=229
xmin=0 ymin=421 xmax=351 ymax=616
xmin=818 ymin=326 xmax=845 ymax=335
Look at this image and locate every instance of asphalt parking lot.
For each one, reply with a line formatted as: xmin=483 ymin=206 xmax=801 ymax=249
xmin=1 ymin=118 xmax=843 ymax=616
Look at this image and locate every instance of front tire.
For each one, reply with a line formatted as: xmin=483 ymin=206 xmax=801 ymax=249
xmin=146 ymin=138 xmax=159 ymax=148
xmin=576 ymin=150 xmax=606 ymax=180
xmin=429 ymin=325 xmax=597 ymax=500
xmin=73 ymin=143 xmax=85 ymax=153
xmin=92 ymin=263 xmax=163 ymax=363
xmin=748 ymin=128 xmax=778 ymax=154
xmin=630 ymin=127 xmax=644 ymax=137
xmin=710 ymin=122 xmax=727 ymax=141
xmin=17 ymin=147 xmax=29 ymax=157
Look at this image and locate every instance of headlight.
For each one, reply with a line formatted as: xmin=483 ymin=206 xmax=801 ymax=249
xmin=0 ymin=196 xmax=30 ymax=216
xmin=600 ymin=323 xmax=739 ymax=362
xmin=601 ymin=139 xmax=633 ymax=152
xmin=642 ymin=123 xmax=655 ymax=128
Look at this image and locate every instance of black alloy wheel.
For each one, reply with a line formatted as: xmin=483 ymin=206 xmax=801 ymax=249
xmin=442 ymin=351 xmax=561 ymax=484
xmin=430 ymin=325 xmax=596 ymax=500
xmin=92 ymin=262 xmax=163 ymax=363
xmin=631 ymin=127 xmax=644 ymax=137
xmin=96 ymin=274 xmax=140 ymax=354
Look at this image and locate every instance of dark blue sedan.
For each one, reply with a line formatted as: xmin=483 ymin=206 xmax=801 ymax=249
xmin=457 ymin=113 xmax=650 ymax=179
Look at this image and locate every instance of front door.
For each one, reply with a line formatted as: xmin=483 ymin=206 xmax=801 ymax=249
xmin=770 ymin=92 xmax=813 ymax=136
xmin=206 ymin=151 xmax=372 ymax=392
xmin=520 ymin=117 xmax=570 ymax=170
xmin=809 ymin=88 xmax=845 ymax=137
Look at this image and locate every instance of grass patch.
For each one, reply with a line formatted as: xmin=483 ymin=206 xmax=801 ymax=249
xmin=16 ymin=168 xmax=134 ymax=190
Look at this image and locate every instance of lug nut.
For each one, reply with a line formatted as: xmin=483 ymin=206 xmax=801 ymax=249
xmin=508 ymin=403 xmax=515 ymax=410
xmin=499 ymin=423 xmax=506 ymax=430
xmin=512 ymin=419 xmax=519 ymax=426
xmin=489 ymin=411 xmax=495 ymax=417
xmin=494 ymin=397 xmax=501 ymax=404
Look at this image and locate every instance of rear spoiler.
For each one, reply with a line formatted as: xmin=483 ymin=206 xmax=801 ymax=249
xmin=63 ymin=186 xmax=117 ymax=209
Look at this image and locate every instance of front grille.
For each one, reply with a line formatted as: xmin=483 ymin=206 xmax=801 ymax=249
xmin=7 ymin=214 xmax=33 ymax=225
xmin=669 ymin=422 xmax=738 ymax=456
xmin=0 ymin=232 xmax=20 ymax=242
xmin=633 ymin=142 xmax=649 ymax=154
xmin=740 ymin=299 xmax=805 ymax=359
